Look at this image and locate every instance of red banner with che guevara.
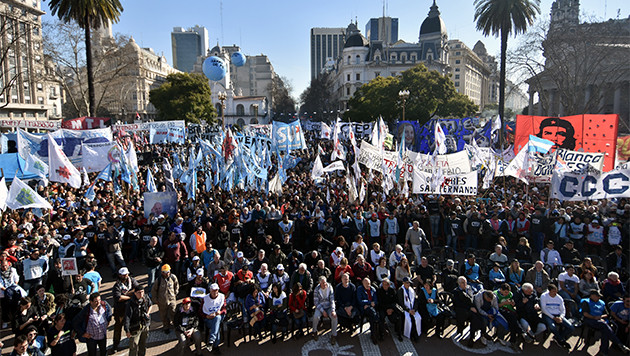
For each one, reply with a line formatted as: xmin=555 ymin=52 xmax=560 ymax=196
xmin=515 ymin=114 xmax=619 ymax=172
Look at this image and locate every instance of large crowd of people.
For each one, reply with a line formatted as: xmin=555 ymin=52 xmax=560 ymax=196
xmin=0 ymin=131 xmax=629 ymax=356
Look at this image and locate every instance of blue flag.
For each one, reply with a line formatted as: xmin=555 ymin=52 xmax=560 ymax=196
xmin=146 ymin=169 xmax=157 ymax=193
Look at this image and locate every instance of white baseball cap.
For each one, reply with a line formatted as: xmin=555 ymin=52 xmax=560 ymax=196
xmin=118 ymin=267 xmax=129 ymax=275
xmin=209 ymin=283 xmax=220 ymax=291
xmin=237 ymin=251 xmax=244 ymax=258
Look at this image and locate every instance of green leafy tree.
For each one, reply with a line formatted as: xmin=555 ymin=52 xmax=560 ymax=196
xmin=344 ymin=64 xmax=478 ymax=125
xmin=474 ymin=0 xmax=540 ymax=145
xmin=149 ymin=73 xmax=216 ymax=124
xmin=48 ymin=0 xmax=124 ymax=117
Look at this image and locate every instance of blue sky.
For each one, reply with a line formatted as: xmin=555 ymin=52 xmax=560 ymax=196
xmin=42 ymin=0 xmax=628 ymax=101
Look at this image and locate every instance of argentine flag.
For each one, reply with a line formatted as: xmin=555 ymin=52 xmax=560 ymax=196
xmin=528 ymin=135 xmax=554 ymax=154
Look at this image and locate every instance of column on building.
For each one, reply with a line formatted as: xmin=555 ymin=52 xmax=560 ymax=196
xmin=528 ymin=88 xmax=535 ymax=114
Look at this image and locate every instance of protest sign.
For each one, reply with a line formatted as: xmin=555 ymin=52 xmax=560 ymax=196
xmin=143 ymin=192 xmax=178 ymax=219
xmin=61 ymin=258 xmax=78 ymax=276
xmin=551 ymin=167 xmax=630 ymax=201
xmin=272 ymin=120 xmax=307 ymax=151
xmin=412 ymin=170 xmax=478 ymax=195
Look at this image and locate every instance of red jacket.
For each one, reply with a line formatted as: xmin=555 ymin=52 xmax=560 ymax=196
xmin=288 ymin=290 xmax=307 ymax=313
xmin=215 ymin=271 xmax=234 ymax=295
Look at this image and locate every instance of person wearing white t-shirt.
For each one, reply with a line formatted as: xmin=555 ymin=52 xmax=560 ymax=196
xmin=201 ymin=284 xmax=226 ymax=353
xmin=540 ymin=284 xmax=574 ymax=349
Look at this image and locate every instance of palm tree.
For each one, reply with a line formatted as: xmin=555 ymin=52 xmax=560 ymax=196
xmin=48 ymin=0 xmax=124 ymax=117
xmin=474 ymin=0 xmax=540 ymax=147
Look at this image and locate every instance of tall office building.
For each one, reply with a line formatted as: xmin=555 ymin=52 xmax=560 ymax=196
xmin=310 ymin=27 xmax=346 ymax=79
xmin=364 ymin=17 xmax=398 ymax=44
xmin=171 ymin=26 xmax=209 ymax=72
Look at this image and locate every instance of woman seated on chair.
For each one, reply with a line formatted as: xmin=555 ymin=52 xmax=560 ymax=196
xmin=267 ymin=282 xmax=288 ymax=343
xmin=288 ymin=282 xmax=308 ymax=338
xmin=244 ymin=285 xmax=266 ymax=339
xmin=419 ymin=280 xmax=449 ymax=338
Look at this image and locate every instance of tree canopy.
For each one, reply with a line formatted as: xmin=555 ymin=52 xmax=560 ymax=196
xmin=269 ymin=75 xmax=296 ymax=116
xmin=344 ymin=64 xmax=478 ymax=126
xmin=299 ymin=72 xmax=338 ymax=120
xmin=149 ymin=73 xmax=217 ymax=124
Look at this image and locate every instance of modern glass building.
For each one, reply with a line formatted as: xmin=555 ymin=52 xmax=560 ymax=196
xmin=171 ymin=26 xmax=209 ymax=72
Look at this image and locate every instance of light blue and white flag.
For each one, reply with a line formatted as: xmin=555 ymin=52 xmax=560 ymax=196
xmin=146 ymin=169 xmax=157 ymax=193
xmin=528 ymin=135 xmax=554 ymax=154
xmin=95 ymin=163 xmax=113 ymax=182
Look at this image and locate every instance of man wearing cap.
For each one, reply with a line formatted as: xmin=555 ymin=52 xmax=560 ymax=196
xmin=57 ymin=235 xmax=76 ymax=259
xmin=271 ymin=263 xmax=291 ymax=292
xmin=124 ymin=286 xmax=152 ymax=356
xmin=268 ymin=245 xmax=287 ymax=272
xmin=405 ymin=221 xmax=428 ymax=267
xmin=398 ymin=276 xmax=421 ymax=341
xmin=201 ymin=283 xmax=226 ymax=353
xmin=144 ymin=237 xmax=164 ymax=293
xmin=174 ymin=297 xmax=202 ymax=356
xmin=582 ymin=289 xmax=630 ymax=355
xmin=231 ymin=251 xmax=248 ymax=274
xmin=151 ymin=264 xmax=179 ymax=334
xmin=112 ymin=267 xmax=139 ymax=353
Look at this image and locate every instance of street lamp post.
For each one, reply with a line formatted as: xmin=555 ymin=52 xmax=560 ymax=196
xmin=218 ymin=91 xmax=227 ymax=130
xmin=399 ymin=89 xmax=410 ymax=121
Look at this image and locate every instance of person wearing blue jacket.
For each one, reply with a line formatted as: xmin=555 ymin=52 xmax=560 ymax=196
xmin=72 ymin=292 xmax=112 ymax=356
xmin=581 ymin=289 xmax=630 ymax=355
xmin=357 ymin=277 xmax=379 ymax=344
xmin=335 ymin=273 xmax=359 ymax=331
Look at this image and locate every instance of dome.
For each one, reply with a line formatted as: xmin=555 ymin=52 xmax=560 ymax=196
xmin=344 ymin=33 xmax=369 ymax=48
xmin=419 ymin=0 xmax=447 ymax=36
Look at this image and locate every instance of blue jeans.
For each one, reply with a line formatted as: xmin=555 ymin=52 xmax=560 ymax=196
xmin=542 ymin=314 xmax=575 ymax=342
xmin=204 ymin=314 xmax=224 ymax=346
xmin=533 ymin=232 xmax=545 ymax=253
xmin=446 ymin=234 xmax=458 ymax=249
xmin=584 ymin=318 xmax=623 ymax=353
xmin=293 ymin=313 xmax=307 ymax=330
xmin=147 ymin=266 xmax=159 ymax=292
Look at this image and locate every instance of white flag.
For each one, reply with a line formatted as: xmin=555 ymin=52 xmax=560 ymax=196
xmin=311 ymin=154 xmax=324 ymax=180
xmin=346 ymin=172 xmax=358 ymax=204
xmin=320 ymin=122 xmax=332 ymax=140
xmin=434 ymin=122 xmax=447 ymax=154
xmin=48 ymin=134 xmax=81 ymax=188
xmin=82 ymin=167 xmax=90 ymax=188
xmin=25 ymin=152 xmax=48 ymax=178
xmin=6 ymin=177 xmax=52 ymax=210
xmin=322 ymin=161 xmax=346 ymax=173
xmin=491 ymin=115 xmax=501 ymax=134
xmin=503 ymin=144 xmax=530 ymax=184
xmin=0 ymin=177 xmax=7 ymax=211
xmin=331 ymin=120 xmax=346 ymax=161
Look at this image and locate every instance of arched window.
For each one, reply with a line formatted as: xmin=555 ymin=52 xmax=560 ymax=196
xmin=250 ymin=118 xmax=258 ymax=124
xmin=215 ymin=103 xmax=222 ymax=116
xmin=347 ymin=56 xmax=351 ymax=65
xmin=355 ymin=55 xmax=360 ymax=64
xmin=236 ymin=104 xmax=244 ymax=115
xmin=237 ymin=118 xmax=245 ymax=127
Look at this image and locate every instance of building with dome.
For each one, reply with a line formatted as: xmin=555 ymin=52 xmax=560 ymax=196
xmin=330 ymin=1 xmax=454 ymax=111
xmin=92 ymin=33 xmax=181 ymax=122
